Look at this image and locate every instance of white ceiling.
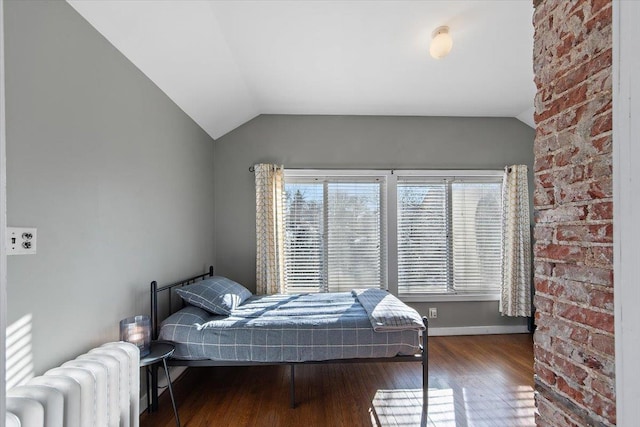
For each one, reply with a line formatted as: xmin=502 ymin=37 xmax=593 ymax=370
xmin=67 ymin=1 xmax=535 ymax=140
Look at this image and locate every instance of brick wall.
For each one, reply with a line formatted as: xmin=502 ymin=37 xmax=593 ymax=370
xmin=532 ymin=0 xmax=614 ymax=426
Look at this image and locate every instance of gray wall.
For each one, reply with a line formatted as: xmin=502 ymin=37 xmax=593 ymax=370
xmin=214 ymin=114 xmax=535 ymax=329
xmin=4 ymin=0 xmax=215 ymax=375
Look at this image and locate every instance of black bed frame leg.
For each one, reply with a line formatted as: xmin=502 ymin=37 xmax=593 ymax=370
xmin=422 ymin=316 xmax=429 ymax=416
xmin=290 ymin=364 xmax=296 ymax=409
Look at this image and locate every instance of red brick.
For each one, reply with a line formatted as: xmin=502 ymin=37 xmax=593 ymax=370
xmin=553 ymin=146 xmax=579 ymax=167
xmin=591 ymin=377 xmax=615 ymax=401
xmin=559 ymin=181 xmax=607 ymax=203
xmin=556 ymin=376 xmax=585 ymax=405
xmin=589 ymin=288 xmax=614 ymax=311
xmin=587 ymin=246 xmax=613 ymax=266
xmin=535 ymin=362 xmax=558 ymax=385
xmin=535 ymin=343 xmax=555 ymax=365
xmin=535 ymin=205 xmax=587 ymax=223
xmin=534 ymin=225 xmax=554 ymax=242
xmin=556 ymin=224 xmax=612 ymax=243
xmin=535 ymin=261 xmax=554 ymax=277
xmin=569 ymin=324 xmax=590 ymax=344
xmin=585 ymin=157 xmax=612 ymax=179
xmin=540 ymin=313 xmax=590 ymax=345
xmin=555 ymin=49 xmax=612 ymax=95
xmin=536 ymin=397 xmax=583 ymax=427
xmin=588 ymin=176 xmax=613 ymax=199
xmin=588 ymin=202 xmax=612 ymax=220
xmin=535 ymin=294 xmax=555 ymax=314
xmin=554 ymin=356 xmax=589 ymax=385
xmin=535 ymin=154 xmax=555 ymax=172
xmin=556 ymin=33 xmax=577 ymax=61
xmin=585 ymin=2 xmax=613 ymax=37
xmin=591 ymin=333 xmax=615 ymax=356
xmin=556 ymin=302 xmax=614 ymax=333
xmin=535 ymin=243 xmax=587 ymax=263
xmin=535 ymin=134 xmax=562 ymax=155
xmin=590 ymin=113 xmax=612 ymax=137
xmin=554 ymin=264 xmax=613 ymax=287
xmin=587 ymin=392 xmax=616 ymax=425
xmin=535 ymin=277 xmax=551 ymax=294
xmin=556 ymin=279 xmax=591 ymax=305
xmin=554 ymin=182 xmax=584 ymax=204
xmin=535 ymin=188 xmax=556 ymax=206
xmin=536 ymin=173 xmax=554 ymax=188
xmin=591 ymin=134 xmax=612 ymax=153
xmin=591 ymin=0 xmax=612 ymax=16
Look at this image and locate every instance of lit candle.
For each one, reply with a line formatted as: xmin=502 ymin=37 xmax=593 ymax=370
xmin=120 ymin=315 xmax=151 ymax=357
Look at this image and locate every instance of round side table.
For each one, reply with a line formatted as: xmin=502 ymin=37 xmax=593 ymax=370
xmin=140 ymin=342 xmax=180 ymax=427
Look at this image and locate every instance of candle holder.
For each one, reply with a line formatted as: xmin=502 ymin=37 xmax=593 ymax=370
xmin=119 ymin=315 xmax=151 ymax=357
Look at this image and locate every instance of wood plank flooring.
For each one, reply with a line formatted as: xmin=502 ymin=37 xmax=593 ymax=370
xmin=141 ymin=334 xmax=534 ymax=427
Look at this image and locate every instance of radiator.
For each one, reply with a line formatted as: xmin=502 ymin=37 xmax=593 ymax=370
xmin=5 ymin=341 xmax=140 ymax=427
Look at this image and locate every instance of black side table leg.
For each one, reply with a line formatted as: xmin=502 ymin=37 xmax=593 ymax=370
xmin=162 ymin=357 xmax=181 ymax=427
xmin=151 ymin=364 xmax=159 ymax=412
xmin=146 ymin=367 xmax=151 ymax=413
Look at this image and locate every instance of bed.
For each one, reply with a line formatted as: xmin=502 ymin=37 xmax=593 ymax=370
xmin=149 ymin=267 xmax=428 ymax=413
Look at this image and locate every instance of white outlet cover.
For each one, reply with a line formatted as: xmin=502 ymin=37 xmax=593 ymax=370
xmin=7 ymin=227 xmax=37 ymax=255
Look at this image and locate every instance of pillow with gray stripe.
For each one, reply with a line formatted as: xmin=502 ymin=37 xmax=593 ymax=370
xmin=176 ymin=276 xmax=252 ymax=315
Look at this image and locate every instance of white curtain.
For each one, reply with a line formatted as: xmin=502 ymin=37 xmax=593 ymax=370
xmin=255 ymin=163 xmax=285 ymax=295
xmin=500 ymin=165 xmax=532 ymax=317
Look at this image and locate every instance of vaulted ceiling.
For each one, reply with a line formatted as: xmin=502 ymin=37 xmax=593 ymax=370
xmin=68 ymin=1 xmax=535 ymax=140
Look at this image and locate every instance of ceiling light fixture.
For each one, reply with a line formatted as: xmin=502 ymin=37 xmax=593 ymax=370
xmin=429 ymin=26 xmax=453 ymax=59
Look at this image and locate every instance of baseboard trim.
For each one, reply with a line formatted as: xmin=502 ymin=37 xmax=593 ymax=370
xmin=428 ymin=325 xmax=530 ymax=336
xmin=139 ymin=366 xmax=188 ymax=414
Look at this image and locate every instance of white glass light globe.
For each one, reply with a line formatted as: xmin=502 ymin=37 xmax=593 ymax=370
xmin=429 ymin=26 xmax=453 ymax=59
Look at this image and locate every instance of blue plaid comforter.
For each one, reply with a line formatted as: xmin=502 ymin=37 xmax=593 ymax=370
xmin=159 ymin=291 xmax=421 ymax=362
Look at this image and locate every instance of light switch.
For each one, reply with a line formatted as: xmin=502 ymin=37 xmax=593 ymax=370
xmin=7 ymin=227 xmax=37 ymax=255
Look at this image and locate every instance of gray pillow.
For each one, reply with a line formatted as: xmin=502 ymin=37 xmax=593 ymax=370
xmin=176 ymin=276 xmax=252 ymax=315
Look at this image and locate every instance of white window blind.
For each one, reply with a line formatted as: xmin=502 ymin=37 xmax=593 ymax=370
xmin=397 ymin=180 xmax=449 ymax=294
xmin=397 ymin=175 xmax=503 ymax=295
xmin=284 ymin=181 xmax=323 ymax=293
xmin=284 ymin=175 xmax=386 ymax=293
xmin=451 ymin=181 xmax=503 ymax=294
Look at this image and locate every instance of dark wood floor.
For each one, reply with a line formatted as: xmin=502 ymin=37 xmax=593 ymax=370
xmin=141 ymin=334 xmax=534 ymax=427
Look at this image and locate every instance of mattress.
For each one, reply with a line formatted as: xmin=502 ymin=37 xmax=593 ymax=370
xmin=159 ymin=292 xmax=421 ymax=362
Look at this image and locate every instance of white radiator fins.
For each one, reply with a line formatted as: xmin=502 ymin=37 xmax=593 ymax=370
xmin=7 ymin=386 xmax=64 ymax=427
xmin=44 ymin=367 xmax=96 ymax=427
xmin=89 ymin=347 xmax=132 ymax=427
xmin=102 ymin=341 xmax=140 ymax=427
xmin=62 ymin=360 xmax=109 ymax=427
xmin=6 ymin=396 xmax=44 ymax=427
xmin=5 ymin=412 xmax=22 ymax=427
xmin=76 ymin=354 xmax=120 ymax=427
xmin=29 ymin=376 xmax=82 ymax=427
xmin=8 ymin=341 xmax=140 ymax=427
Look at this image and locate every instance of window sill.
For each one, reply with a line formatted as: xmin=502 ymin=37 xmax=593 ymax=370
xmin=399 ymin=293 xmax=500 ymax=303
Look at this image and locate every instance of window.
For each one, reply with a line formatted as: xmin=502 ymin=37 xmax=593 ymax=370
xmin=396 ymin=175 xmax=503 ymax=296
xmin=281 ymin=169 xmax=503 ymax=299
xmin=284 ymin=172 xmax=387 ymax=293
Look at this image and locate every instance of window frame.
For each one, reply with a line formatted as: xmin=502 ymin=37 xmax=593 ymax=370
xmin=283 ymin=169 xmax=391 ymax=293
xmin=282 ymin=169 xmax=504 ymax=302
xmin=390 ymin=170 xmax=503 ymax=302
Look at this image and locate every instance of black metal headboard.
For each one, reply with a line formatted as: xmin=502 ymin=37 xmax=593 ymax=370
xmin=150 ymin=266 xmax=214 ymax=340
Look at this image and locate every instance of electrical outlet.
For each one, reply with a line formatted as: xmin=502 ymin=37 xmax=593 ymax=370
xmin=7 ymin=227 xmax=37 ymax=255
xmin=428 ymin=307 xmax=438 ymax=319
